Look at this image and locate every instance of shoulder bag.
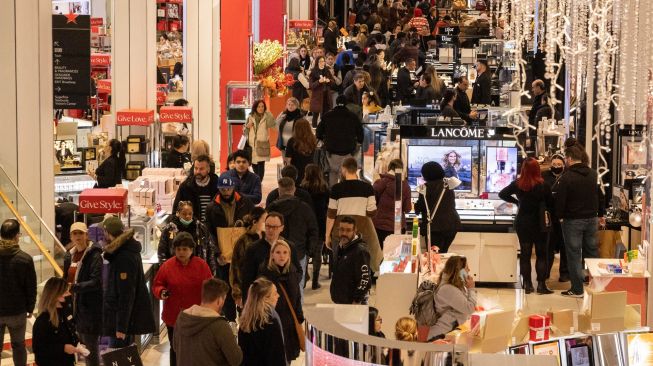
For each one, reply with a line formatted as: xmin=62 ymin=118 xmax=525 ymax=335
xmin=278 ymin=283 xmax=305 ymax=351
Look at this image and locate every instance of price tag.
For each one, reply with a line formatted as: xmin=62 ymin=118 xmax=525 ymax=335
xmin=591 ymin=323 xmax=601 ymax=332
xmin=536 ymin=330 xmax=544 ymax=340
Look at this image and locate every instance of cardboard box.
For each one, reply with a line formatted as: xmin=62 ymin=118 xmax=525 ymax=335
xmin=547 ymin=309 xmax=575 ymax=336
xmin=588 ymin=291 xmax=627 ymax=333
xmin=624 ymin=304 xmax=642 ymax=329
xmin=511 ymin=315 xmax=530 ymax=344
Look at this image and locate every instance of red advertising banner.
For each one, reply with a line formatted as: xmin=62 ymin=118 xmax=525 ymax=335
xmin=289 ymin=20 xmax=314 ymax=29
xmin=96 ymin=79 xmax=111 ymax=93
xmin=78 ymin=188 xmax=128 ymax=214
xmin=156 ymin=91 xmax=167 ymax=106
xmin=159 ymin=106 xmax=193 ymax=123
xmin=91 ymin=53 xmax=111 ymax=67
xmin=90 ymin=17 xmax=104 ymax=26
xmin=116 ymin=109 xmax=155 ymax=126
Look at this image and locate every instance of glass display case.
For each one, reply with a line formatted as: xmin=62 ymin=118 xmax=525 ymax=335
xmin=225 ymin=81 xmax=263 ymax=151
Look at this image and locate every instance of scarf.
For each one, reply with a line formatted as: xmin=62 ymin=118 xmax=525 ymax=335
xmin=284 ymin=108 xmax=302 ymax=122
xmin=195 ymin=174 xmax=210 ymax=187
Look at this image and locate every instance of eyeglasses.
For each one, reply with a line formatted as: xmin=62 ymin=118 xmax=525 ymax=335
xmin=265 ymin=224 xmax=283 ymax=229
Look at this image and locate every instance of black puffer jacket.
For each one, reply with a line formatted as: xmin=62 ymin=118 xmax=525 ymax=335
xmin=102 ymin=230 xmax=156 ymax=336
xmin=414 ymin=180 xmax=461 ymax=233
xmin=0 ymin=239 xmax=36 ymax=316
xmin=63 ymin=242 xmax=103 ymax=334
xmin=158 ymin=216 xmax=218 ymax=275
xmin=554 ymin=163 xmax=606 ymax=220
xmin=330 ymin=236 xmax=371 ymax=304
xmin=267 ymin=196 xmax=319 ymax=260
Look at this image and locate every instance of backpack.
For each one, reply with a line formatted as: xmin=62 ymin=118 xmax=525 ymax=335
xmin=409 ymin=280 xmax=440 ymax=326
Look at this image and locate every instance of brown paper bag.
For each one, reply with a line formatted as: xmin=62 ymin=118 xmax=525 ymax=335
xmin=217 ymin=227 xmax=247 ymax=263
xmin=597 ymin=228 xmax=620 ymax=258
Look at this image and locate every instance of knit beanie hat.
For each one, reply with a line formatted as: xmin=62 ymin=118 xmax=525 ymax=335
xmin=421 ymin=161 xmax=445 ymax=181
xmin=102 ymin=216 xmax=124 ymax=237
xmin=414 ymin=8 xmax=423 ymax=17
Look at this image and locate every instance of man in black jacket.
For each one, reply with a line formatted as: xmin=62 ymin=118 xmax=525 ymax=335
xmin=471 ymin=59 xmax=492 ymax=105
xmin=205 ymin=174 xmax=254 ymax=320
xmin=268 ymin=178 xmax=320 ymax=296
xmin=173 ymin=154 xmax=219 ymax=222
xmin=528 ymin=79 xmax=546 ymax=126
xmin=265 ymin=165 xmax=314 ymax=209
xmin=241 ymin=212 xmax=302 ymax=303
xmin=554 ymin=144 xmax=605 ymax=297
xmin=316 ymin=95 xmax=364 ymax=187
xmin=396 ymin=58 xmax=417 ymax=104
xmin=101 ymin=216 xmax=156 ymax=348
xmin=453 ymin=76 xmax=478 ymax=124
xmin=343 ymin=73 xmax=370 ymax=107
xmin=330 ymin=216 xmax=371 ymax=304
xmin=323 ymin=20 xmax=339 ymax=55
xmin=0 ymin=219 xmax=36 ymax=366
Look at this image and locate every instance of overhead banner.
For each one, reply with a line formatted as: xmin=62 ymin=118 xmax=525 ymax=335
xmin=53 ymin=14 xmax=91 ymax=109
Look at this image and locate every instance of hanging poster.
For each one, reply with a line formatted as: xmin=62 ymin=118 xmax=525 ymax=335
xmin=53 ymin=14 xmax=91 ymax=109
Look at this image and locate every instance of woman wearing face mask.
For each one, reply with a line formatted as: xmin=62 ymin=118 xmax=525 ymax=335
xmin=230 ymin=208 xmax=267 ymax=308
xmin=428 ymin=256 xmax=476 ymax=341
xmin=158 ymin=201 xmax=218 ymax=276
xmin=260 ymin=240 xmax=304 ymax=363
xmin=154 ymin=233 xmax=213 ymax=366
xmin=238 ymin=278 xmax=287 ymax=366
xmin=32 ymin=277 xmax=80 ymax=366
xmin=542 ymin=154 xmax=569 ymax=282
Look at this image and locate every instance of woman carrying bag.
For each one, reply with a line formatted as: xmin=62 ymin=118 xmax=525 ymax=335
xmin=245 ymin=100 xmax=275 ymax=179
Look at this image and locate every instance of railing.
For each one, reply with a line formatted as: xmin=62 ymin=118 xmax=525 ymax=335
xmin=0 ymin=165 xmax=64 ymax=281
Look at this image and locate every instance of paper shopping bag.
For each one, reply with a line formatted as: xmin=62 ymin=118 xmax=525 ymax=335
xmin=217 ymin=227 xmax=247 ymax=263
xmin=101 ymin=345 xmax=143 ymax=366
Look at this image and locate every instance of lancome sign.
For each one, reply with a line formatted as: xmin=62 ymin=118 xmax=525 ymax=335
xmin=430 ymin=127 xmax=488 ymax=139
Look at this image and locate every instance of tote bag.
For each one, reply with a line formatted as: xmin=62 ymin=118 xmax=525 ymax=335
xmin=101 ymin=345 xmax=143 ymax=366
xmin=217 ymin=227 xmax=247 ymax=263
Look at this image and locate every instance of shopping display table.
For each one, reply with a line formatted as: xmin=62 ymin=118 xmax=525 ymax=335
xmin=585 ymin=258 xmax=649 ymax=325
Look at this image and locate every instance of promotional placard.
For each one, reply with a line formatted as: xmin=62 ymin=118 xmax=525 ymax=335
xmin=116 ymin=109 xmax=155 ymax=126
xmin=78 ymin=188 xmax=128 ymax=214
xmin=96 ymin=79 xmax=111 ymax=93
xmin=52 ymin=14 xmax=91 ymax=109
xmin=289 ymin=20 xmax=314 ymax=29
xmin=159 ymin=106 xmax=193 ymax=123
xmin=91 ymin=53 xmax=110 ymax=67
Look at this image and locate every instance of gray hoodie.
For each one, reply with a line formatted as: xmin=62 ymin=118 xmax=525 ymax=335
xmin=173 ymin=305 xmax=243 ymax=366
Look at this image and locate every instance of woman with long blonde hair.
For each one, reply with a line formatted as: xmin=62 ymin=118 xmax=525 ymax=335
xmin=260 ymin=240 xmax=304 ymax=362
xmin=238 ymin=278 xmax=286 ymax=366
xmin=32 ymin=277 xmax=80 ymax=366
xmin=284 ymin=118 xmax=317 ymax=183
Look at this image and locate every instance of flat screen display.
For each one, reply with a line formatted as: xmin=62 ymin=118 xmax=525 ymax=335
xmin=407 ymin=145 xmax=473 ymax=191
xmin=564 ymin=336 xmax=594 ymax=366
xmin=485 ymin=146 xmax=518 ymax=192
xmin=532 ymin=340 xmax=562 ymax=366
xmin=626 ymin=332 xmax=653 ymax=366
xmin=508 ymin=344 xmax=530 ymax=355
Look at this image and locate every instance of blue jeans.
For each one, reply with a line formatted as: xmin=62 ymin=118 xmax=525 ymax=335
xmin=561 ymin=218 xmax=599 ymax=293
xmin=299 ymin=255 xmax=307 ymax=304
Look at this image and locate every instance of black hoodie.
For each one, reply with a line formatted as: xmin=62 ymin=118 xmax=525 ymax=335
xmin=554 ymin=163 xmax=606 ymax=220
xmin=330 ymin=235 xmax=371 ymax=304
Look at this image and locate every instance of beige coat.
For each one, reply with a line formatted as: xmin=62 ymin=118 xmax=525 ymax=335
xmin=246 ymin=111 xmax=275 ymax=163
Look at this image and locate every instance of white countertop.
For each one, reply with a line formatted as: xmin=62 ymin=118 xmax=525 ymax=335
xmin=585 ymin=258 xmax=650 ymax=278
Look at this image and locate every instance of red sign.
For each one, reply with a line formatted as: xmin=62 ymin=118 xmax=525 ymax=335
xmin=289 ymin=20 xmax=314 ymax=29
xmin=91 ymin=53 xmax=111 ymax=67
xmin=91 ymin=26 xmax=99 ymax=34
xmin=78 ymin=188 xmax=128 ymax=214
xmin=96 ymin=79 xmax=111 ymax=93
xmin=159 ymin=106 xmax=193 ymax=123
xmin=116 ymin=109 xmax=155 ymax=126
xmin=157 ymin=0 xmax=182 ymax=2
xmin=156 ymin=91 xmax=167 ymax=106
xmin=90 ymin=17 xmax=104 ymax=26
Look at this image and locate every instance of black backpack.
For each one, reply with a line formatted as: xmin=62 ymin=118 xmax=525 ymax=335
xmin=409 ymin=280 xmax=441 ymax=326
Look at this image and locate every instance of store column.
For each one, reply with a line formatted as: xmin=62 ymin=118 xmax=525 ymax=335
xmin=0 ymin=0 xmax=55 ymax=228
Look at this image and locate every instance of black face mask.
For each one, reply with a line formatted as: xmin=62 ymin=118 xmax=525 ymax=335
xmin=551 ymin=167 xmax=564 ymax=175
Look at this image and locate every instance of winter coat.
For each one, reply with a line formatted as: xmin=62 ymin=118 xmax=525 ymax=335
xmin=153 ymin=256 xmax=213 ymax=327
xmin=554 ymin=163 xmax=606 ymax=220
xmin=158 ymin=216 xmax=219 ymax=276
xmin=275 ymin=109 xmax=304 ymax=151
xmin=323 ymin=27 xmax=339 ymax=55
xmin=95 ymin=155 xmax=123 ymax=188
xmin=306 ymin=188 xmax=329 ymax=238
xmin=63 ymin=242 xmax=103 ymax=334
xmin=173 ymin=173 xmax=220 ymax=221
xmin=265 ymin=187 xmax=314 ymax=209
xmin=102 ymin=229 xmax=156 ymax=336
xmin=285 ymin=138 xmax=316 ymax=183
xmin=315 ymin=105 xmax=364 ymax=155
xmin=164 ymin=149 xmax=191 ymax=169
xmin=330 ymin=235 xmax=371 ymax=304
xmin=260 ymin=265 xmax=304 ymax=361
xmin=267 ymin=195 xmax=320 ymax=260
xmin=454 ymin=87 xmax=474 ymax=123
xmin=328 ymin=215 xmax=384 ymax=275
xmin=309 ymin=68 xmax=335 ymax=113
xmin=33 ymin=309 xmax=78 ymax=366
xmin=499 ymin=181 xmax=553 ymax=240
xmin=373 ymin=174 xmax=412 ymax=232
xmin=241 ymin=237 xmax=303 ymax=303
xmin=223 ymin=169 xmax=262 ymax=205
xmin=247 ymin=111 xmax=276 ymax=163
xmin=414 ymin=180 xmax=461 ymax=234
xmin=344 ymin=84 xmax=370 ymax=107
xmin=238 ymin=309 xmax=287 ymax=366
xmin=230 ymin=231 xmax=261 ymax=303
xmin=173 ymin=305 xmax=243 ymax=366
xmin=396 ymin=67 xmax=415 ymax=103
xmin=0 ymin=239 xmax=36 ymax=316
xmin=205 ymin=192 xmax=255 ymax=256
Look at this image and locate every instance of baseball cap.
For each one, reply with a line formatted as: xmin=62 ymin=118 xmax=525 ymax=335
xmin=102 ymin=216 xmax=124 ymax=237
xmin=70 ymin=222 xmax=88 ymax=234
xmin=217 ymin=174 xmax=236 ymax=189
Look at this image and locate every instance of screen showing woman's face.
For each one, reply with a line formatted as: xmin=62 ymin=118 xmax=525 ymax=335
xmin=448 ymin=153 xmax=457 ymax=164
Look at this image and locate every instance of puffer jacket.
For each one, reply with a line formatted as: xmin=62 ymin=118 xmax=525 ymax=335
xmin=158 ymin=216 xmax=218 ymax=276
xmin=0 ymin=239 xmax=36 ymax=316
xmin=372 ymin=174 xmax=412 ymax=232
xmin=102 ymin=230 xmax=156 ymax=336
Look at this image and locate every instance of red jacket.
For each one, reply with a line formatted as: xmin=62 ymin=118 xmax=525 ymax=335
xmin=372 ymin=174 xmax=412 ymax=232
xmin=153 ymin=256 xmax=213 ymax=326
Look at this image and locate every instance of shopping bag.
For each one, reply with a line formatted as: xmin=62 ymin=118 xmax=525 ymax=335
xmin=597 ymin=228 xmax=620 ymax=259
xmin=237 ymin=129 xmax=248 ymax=150
xmin=217 ymin=227 xmax=247 ymax=263
xmin=101 ymin=345 xmax=143 ymax=366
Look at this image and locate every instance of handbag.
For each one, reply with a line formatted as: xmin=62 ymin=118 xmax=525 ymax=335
xmin=237 ymin=128 xmax=248 ymax=150
xmin=217 ymin=227 xmax=247 ymax=263
xmin=255 ymin=140 xmax=271 ymax=157
xmin=101 ymin=345 xmax=143 ymax=366
xmin=539 ymin=201 xmax=552 ymax=232
xmin=452 ymin=0 xmax=467 ymax=10
xmin=278 ymin=283 xmax=305 ymax=351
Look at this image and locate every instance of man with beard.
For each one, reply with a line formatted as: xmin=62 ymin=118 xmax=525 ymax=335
xmin=173 ymin=155 xmax=219 ymax=222
xmin=206 ymin=174 xmax=255 ymax=321
xmin=330 ymin=216 xmax=371 ymax=304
